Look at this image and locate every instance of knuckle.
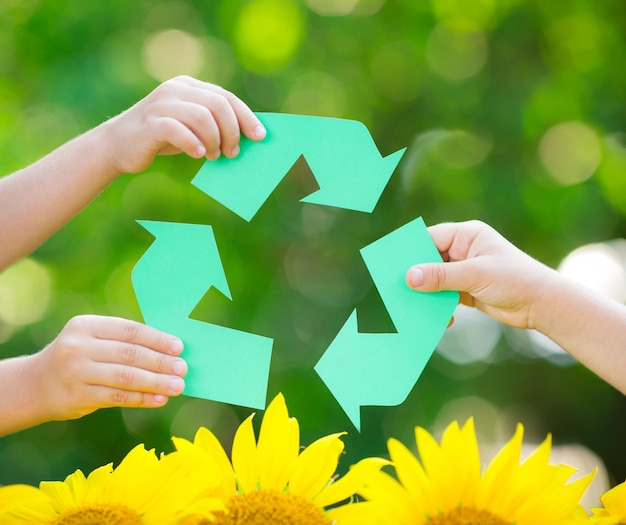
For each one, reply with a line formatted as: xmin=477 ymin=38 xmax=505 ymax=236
xmin=227 ymin=129 xmax=240 ymax=144
xmin=172 ymin=74 xmax=191 ymax=84
xmin=154 ymin=117 xmax=178 ymax=140
xmin=120 ymin=344 xmax=139 ymax=365
xmin=122 ymin=320 xmax=142 ymax=342
xmin=153 ymin=330 xmax=168 ymax=351
xmin=155 ymin=374 xmax=170 ymax=393
xmin=54 ymin=334 xmax=82 ymax=362
xmin=65 ymin=315 xmax=89 ymax=332
xmin=155 ymin=354 xmax=169 ymax=374
xmin=116 ymin=367 xmax=135 ymax=388
xmin=430 ymin=265 xmax=447 ymax=289
xmin=215 ymin=86 xmax=236 ymax=103
xmin=194 ymin=107 xmax=215 ymax=128
xmin=211 ymin=95 xmax=231 ymax=114
xmin=111 ymin=389 xmax=131 ymax=406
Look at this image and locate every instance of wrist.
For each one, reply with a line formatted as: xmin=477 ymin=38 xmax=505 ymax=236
xmin=529 ymin=268 xmax=572 ymax=337
xmin=84 ymin=118 xmax=126 ymax=183
xmin=0 ymin=355 xmax=46 ymax=435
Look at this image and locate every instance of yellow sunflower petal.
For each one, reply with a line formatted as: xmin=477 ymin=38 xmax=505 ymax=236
xmin=180 ymin=496 xmax=226 ymax=521
xmin=455 ymin=419 xmax=481 ymax=504
xmin=289 ymin=432 xmax=345 ymax=499
xmin=475 ymin=423 xmax=524 ymax=509
xmin=106 ymin=445 xmax=159 ymax=507
xmin=256 ymin=393 xmax=300 ymax=491
xmin=193 ymin=426 xmax=237 ymax=495
xmin=569 ymin=503 xmax=592 ymax=520
xmin=141 ymin=448 xmax=221 ymax=522
xmin=358 ymin=469 xmax=420 ymax=525
xmin=487 ymin=434 xmax=554 ymax=518
xmin=231 ymin=413 xmax=258 ymax=493
xmin=326 ymin=500 xmax=385 ymax=525
xmin=40 ymin=469 xmax=89 ymax=513
xmin=0 ymin=484 xmax=53 ymax=521
xmin=83 ymin=463 xmax=113 ymax=499
xmin=62 ymin=467 xmax=89 ymax=505
xmin=387 ymin=437 xmax=433 ymax=513
xmin=414 ymin=425 xmax=446 ymax=480
xmin=431 ymin=419 xmax=481 ymax=510
xmin=601 ymin=480 xmax=626 ymax=516
xmin=415 ymin=424 xmax=459 ymax=512
xmin=561 ymin=503 xmax=621 ymax=524
xmin=514 ymin=470 xmax=596 ymax=525
xmin=314 ymin=457 xmax=389 ymax=508
xmin=172 ymin=428 xmax=236 ymax=500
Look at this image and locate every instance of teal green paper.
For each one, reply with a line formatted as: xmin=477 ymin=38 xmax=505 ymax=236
xmin=131 ymin=114 xmax=457 ymax=427
xmin=314 ymin=217 xmax=459 ymax=430
xmin=192 ymin=113 xmax=406 ymax=221
xmin=131 ymin=221 xmax=272 ymax=409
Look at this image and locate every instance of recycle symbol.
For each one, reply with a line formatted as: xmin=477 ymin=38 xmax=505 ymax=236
xmin=132 ymin=113 xmax=458 ymax=430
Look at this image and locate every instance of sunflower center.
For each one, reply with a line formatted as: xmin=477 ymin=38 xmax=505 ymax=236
xmin=51 ymin=504 xmax=144 ymax=525
xmin=428 ymin=506 xmax=510 ymax=525
xmin=209 ymin=489 xmax=332 ymax=525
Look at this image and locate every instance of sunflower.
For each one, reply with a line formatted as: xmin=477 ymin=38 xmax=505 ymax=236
xmin=360 ymin=418 xmax=595 ymax=525
xmin=172 ymin=393 xmax=388 ymax=525
xmin=0 ymin=443 xmax=224 ymax=525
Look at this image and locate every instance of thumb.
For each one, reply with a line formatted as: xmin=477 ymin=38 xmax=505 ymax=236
xmin=406 ymin=261 xmax=471 ymax=292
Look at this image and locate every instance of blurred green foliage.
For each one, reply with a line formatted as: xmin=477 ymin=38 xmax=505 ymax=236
xmin=0 ymin=0 xmax=625 ymax=494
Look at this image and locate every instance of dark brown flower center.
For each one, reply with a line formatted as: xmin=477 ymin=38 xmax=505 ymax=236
xmin=427 ymin=506 xmax=510 ymax=525
xmin=209 ymin=489 xmax=332 ymax=525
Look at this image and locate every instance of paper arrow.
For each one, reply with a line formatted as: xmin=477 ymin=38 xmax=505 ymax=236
xmin=314 ymin=217 xmax=459 ymax=430
xmin=192 ymin=113 xmax=406 ymax=221
xmin=131 ymin=220 xmax=273 ymax=409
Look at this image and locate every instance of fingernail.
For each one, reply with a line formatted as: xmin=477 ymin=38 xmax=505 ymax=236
xmin=195 ymin=144 xmax=206 ymax=158
xmin=170 ymin=338 xmax=183 ymax=355
xmin=231 ymin=144 xmax=240 ymax=157
xmin=169 ymin=377 xmax=185 ymax=394
xmin=406 ymin=267 xmax=424 ymax=288
xmin=209 ymin=150 xmax=221 ymax=160
xmin=154 ymin=394 xmax=167 ymax=404
xmin=171 ymin=358 xmax=187 ymax=376
xmin=254 ymin=124 xmax=266 ymax=140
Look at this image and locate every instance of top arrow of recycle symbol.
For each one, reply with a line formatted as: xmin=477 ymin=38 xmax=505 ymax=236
xmin=131 ymin=113 xmax=458 ymax=431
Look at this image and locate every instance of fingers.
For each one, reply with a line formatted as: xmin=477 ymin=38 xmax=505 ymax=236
xmin=82 ymin=361 xmax=185 ymax=399
xmin=154 ymin=99 xmax=237 ymax=160
xmin=426 ymin=221 xmax=485 ymax=261
xmin=82 ymin=386 xmax=173 ymax=409
xmin=60 ymin=315 xmax=188 ymax=406
xmin=177 ymin=77 xmax=266 ymax=140
xmin=165 ymin=76 xmax=266 ymax=159
xmin=92 ymin=338 xmax=187 ymax=377
xmin=216 ymin=89 xmax=267 ymax=142
xmin=84 ymin=315 xmax=183 ymax=356
xmin=406 ymin=260 xmax=480 ymax=293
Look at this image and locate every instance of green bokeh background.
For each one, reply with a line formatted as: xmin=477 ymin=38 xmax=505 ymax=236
xmin=0 ymin=0 xmax=625 ymax=499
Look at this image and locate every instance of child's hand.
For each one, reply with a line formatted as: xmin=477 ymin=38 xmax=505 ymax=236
xmin=405 ymin=220 xmax=556 ymax=330
xmin=102 ymin=75 xmax=266 ymax=175
xmin=27 ymin=315 xmax=187 ymax=422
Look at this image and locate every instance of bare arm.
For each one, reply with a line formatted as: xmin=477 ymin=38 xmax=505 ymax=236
xmin=0 ymin=76 xmax=266 ymax=434
xmin=533 ymin=270 xmax=626 ymax=392
xmin=406 ymin=220 xmax=626 ymax=393
xmin=0 ymin=75 xmax=265 ymax=272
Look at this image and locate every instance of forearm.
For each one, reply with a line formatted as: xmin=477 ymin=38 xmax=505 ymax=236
xmin=0 ymin=355 xmax=48 ymax=436
xmin=0 ymin=122 xmax=120 ymax=271
xmin=534 ymin=272 xmax=626 ymax=393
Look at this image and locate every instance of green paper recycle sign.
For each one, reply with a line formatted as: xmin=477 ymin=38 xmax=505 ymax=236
xmin=131 ymin=113 xmax=458 ymax=430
